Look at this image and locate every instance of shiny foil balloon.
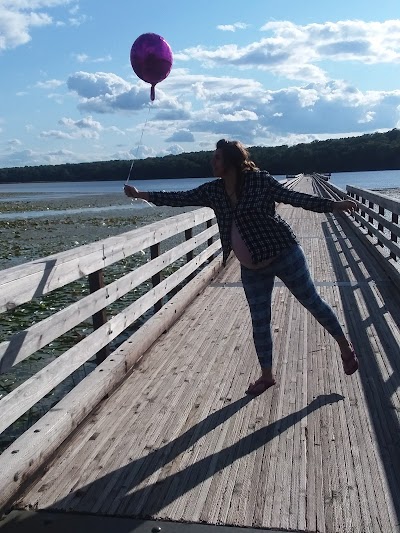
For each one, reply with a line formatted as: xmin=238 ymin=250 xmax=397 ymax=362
xmin=130 ymin=33 xmax=173 ymax=101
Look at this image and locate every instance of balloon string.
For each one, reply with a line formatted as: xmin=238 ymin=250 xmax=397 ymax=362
xmin=126 ymin=104 xmax=152 ymax=184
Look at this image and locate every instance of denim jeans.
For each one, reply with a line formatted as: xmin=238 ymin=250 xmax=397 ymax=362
xmin=241 ymin=244 xmax=344 ymax=368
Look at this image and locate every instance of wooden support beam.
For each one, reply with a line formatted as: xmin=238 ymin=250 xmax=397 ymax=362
xmin=88 ymin=270 xmax=110 ymax=365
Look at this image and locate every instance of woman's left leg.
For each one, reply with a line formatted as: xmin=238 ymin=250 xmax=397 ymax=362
xmin=275 ymin=245 xmax=358 ymax=374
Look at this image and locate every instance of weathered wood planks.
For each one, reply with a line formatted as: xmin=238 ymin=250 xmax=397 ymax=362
xmin=3 ymin=176 xmax=400 ymax=532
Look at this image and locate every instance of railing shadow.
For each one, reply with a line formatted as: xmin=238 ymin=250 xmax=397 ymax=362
xmin=2 ymin=394 xmax=343 ymax=530
xmin=322 ymin=213 xmax=400 ymax=519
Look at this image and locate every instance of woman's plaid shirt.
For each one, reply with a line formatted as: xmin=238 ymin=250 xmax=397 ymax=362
xmin=148 ymin=171 xmax=334 ymax=265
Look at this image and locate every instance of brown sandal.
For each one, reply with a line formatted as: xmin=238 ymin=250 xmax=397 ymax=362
xmin=245 ymin=378 xmax=276 ymax=397
xmin=341 ymin=344 xmax=359 ymax=375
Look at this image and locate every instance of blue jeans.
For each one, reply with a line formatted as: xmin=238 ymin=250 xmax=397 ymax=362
xmin=241 ymin=244 xmax=344 ymax=368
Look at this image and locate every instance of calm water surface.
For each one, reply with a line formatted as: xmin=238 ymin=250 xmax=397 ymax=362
xmin=1 ymin=171 xmax=400 ymax=220
xmin=1 ymin=170 xmax=400 ymax=199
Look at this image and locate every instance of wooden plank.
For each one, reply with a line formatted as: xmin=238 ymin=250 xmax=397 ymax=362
xmin=0 ymin=254 xmax=224 ymax=510
xmin=96 ymin=288 xmax=241 ymax=517
xmin=199 ymin=331 xmax=256 ymax=525
xmin=114 ymin=289 xmax=249 ymax=519
xmin=262 ymin=294 xmax=295 ymax=528
xmin=6 ymin=176 xmax=400 ymax=532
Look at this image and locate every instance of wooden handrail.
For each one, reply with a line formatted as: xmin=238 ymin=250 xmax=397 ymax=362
xmin=0 ymin=208 xmax=221 ymax=436
xmin=0 ymin=208 xmax=216 ymax=313
xmin=312 ymin=175 xmax=400 ymax=290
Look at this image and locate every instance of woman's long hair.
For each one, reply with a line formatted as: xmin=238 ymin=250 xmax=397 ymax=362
xmin=216 ymin=139 xmax=259 ymax=199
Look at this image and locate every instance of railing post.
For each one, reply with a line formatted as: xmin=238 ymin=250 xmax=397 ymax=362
xmin=150 ymin=243 xmax=162 ymax=312
xmin=185 ymin=228 xmax=194 ymax=263
xmin=207 ymin=219 xmax=214 ymax=262
xmin=351 ymin=192 xmax=360 ymax=216
xmin=378 ymin=205 xmax=385 ymax=247
xmin=367 ymin=201 xmax=374 ymax=236
xmin=185 ymin=228 xmax=195 ymax=282
xmin=88 ymin=270 xmax=110 ymax=365
xmin=360 ymin=197 xmax=366 ymax=229
xmin=391 ymin=213 xmax=399 ymax=260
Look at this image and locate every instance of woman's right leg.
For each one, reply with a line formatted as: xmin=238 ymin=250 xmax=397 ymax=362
xmin=241 ymin=265 xmax=276 ymax=394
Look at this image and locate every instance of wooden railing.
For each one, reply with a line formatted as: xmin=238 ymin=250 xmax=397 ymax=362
xmin=0 ymin=207 xmax=223 ymax=502
xmin=312 ymin=176 xmax=400 ymax=289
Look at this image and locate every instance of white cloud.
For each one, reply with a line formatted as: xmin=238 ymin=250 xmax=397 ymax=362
xmin=68 ymin=14 xmax=87 ymax=26
xmin=0 ymin=1 xmax=76 ymax=51
xmin=38 ymin=115 xmax=128 ymax=146
xmin=40 ymin=115 xmax=104 ymax=140
xmin=67 ymin=71 xmax=131 ymax=99
xmin=74 ymin=53 xmax=89 ymax=63
xmin=0 ymin=147 xmax=85 ymax=167
xmin=7 ymin=138 xmax=22 ymax=148
xmin=177 ymin=20 xmax=400 ymax=83
xmin=0 ymin=148 xmax=36 ymax=166
xmin=220 ymin=110 xmax=258 ymax=122
xmin=165 ymin=129 xmax=195 ymax=142
xmin=73 ymin=53 xmax=112 ymax=63
xmin=35 ymin=78 xmax=64 ymax=89
xmin=67 ymin=70 xmax=190 ymax=115
xmin=217 ymin=22 xmax=249 ymax=32
xmin=165 ymin=144 xmax=184 ymax=155
xmin=64 ymin=66 xmax=400 ymax=149
xmin=109 ymin=144 xmax=159 ymax=162
xmin=59 ymin=115 xmax=103 ymax=131
xmin=358 ymin=111 xmax=376 ymax=123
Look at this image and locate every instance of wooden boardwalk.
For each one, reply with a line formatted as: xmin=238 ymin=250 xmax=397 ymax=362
xmin=4 ymin=176 xmax=400 ymax=532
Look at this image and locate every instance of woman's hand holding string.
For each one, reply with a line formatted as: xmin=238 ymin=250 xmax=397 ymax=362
xmin=332 ymin=199 xmax=357 ymax=214
xmin=124 ymin=184 xmax=150 ymax=202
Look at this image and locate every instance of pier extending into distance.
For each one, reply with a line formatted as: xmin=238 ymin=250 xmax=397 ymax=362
xmin=0 ymin=175 xmax=399 ymax=533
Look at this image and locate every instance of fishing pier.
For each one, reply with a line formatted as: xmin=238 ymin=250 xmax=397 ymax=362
xmin=0 ymin=175 xmax=400 ymax=533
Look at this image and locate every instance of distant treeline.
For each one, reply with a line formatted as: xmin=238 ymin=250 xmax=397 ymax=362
xmin=1 ymin=129 xmax=400 ymax=183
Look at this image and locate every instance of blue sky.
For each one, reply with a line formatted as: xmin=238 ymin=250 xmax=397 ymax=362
xmin=1 ymin=0 xmax=400 ymax=169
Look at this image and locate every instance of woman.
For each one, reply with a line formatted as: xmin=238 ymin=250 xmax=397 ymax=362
xmin=124 ymin=139 xmax=359 ymax=396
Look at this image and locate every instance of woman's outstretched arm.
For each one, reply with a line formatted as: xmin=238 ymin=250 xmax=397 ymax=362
xmin=124 ymin=182 xmax=213 ymax=208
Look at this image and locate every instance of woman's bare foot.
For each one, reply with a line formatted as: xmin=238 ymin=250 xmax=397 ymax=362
xmin=246 ymin=368 xmax=276 ymax=396
xmin=337 ymin=338 xmax=359 ymax=375
xmin=246 ymin=377 xmax=276 ymax=396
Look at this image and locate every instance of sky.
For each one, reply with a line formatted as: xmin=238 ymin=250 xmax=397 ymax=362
xmin=0 ymin=0 xmax=400 ymax=169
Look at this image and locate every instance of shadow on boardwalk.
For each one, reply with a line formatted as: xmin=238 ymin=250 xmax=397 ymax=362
xmin=2 ymin=393 xmax=343 ymax=531
xmin=323 ymin=213 xmax=400 ymax=523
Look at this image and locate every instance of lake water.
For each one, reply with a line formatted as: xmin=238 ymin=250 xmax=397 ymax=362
xmin=1 ymin=170 xmax=400 ymax=219
xmin=1 ymin=170 xmax=400 ymax=199
xmin=330 ymin=169 xmax=400 ymax=190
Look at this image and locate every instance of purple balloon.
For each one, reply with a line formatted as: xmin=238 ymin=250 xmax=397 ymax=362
xmin=130 ymin=33 xmax=173 ymax=101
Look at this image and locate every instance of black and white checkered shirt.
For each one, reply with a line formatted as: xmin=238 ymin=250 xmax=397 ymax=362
xmin=148 ymin=171 xmax=334 ymax=265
